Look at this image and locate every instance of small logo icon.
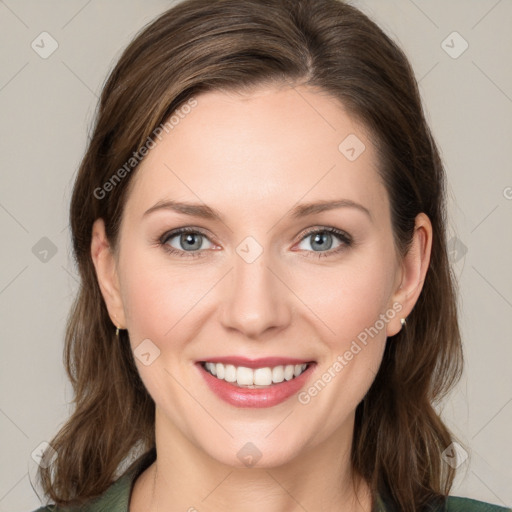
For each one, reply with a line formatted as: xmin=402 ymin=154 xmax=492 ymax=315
xmin=441 ymin=442 xmax=468 ymax=468
xmin=31 ymin=32 xmax=59 ymax=59
xmin=32 ymin=237 xmax=58 ymax=263
xmin=441 ymin=32 xmax=468 ymax=59
xmin=447 ymin=236 xmax=468 ymax=264
xmin=237 ymin=442 xmax=262 ymax=467
xmin=338 ymin=134 xmax=366 ymax=162
xmin=31 ymin=441 xmax=58 ymax=468
xmin=134 ymin=338 xmax=161 ymax=366
xmin=236 ymin=236 xmax=263 ymax=264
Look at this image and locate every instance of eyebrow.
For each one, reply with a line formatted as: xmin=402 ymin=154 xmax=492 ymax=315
xmin=143 ymin=198 xmax=372 ymax=222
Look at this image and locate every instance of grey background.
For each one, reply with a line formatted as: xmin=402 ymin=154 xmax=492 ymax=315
xmin=0 ymin=1 xmax=511 ymax=510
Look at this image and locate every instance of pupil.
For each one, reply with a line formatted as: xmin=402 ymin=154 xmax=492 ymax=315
xmin=312 ymin=232 xmax=332 ymax=251
xmin=182 ymin=233 xmax=201 ymax=250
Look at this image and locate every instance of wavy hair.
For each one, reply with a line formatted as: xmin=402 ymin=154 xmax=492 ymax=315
xmin=36 ymin=1 xmax=464 ymax=510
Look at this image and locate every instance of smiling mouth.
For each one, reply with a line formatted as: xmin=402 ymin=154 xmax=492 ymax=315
xmin=200 ymin=361 xmax=314 ymax=388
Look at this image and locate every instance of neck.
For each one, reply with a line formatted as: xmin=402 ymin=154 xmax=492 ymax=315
xmin=134 ymin=408 xmax=372 ymax=512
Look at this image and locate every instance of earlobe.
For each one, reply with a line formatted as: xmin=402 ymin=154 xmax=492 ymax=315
xmin=387 ymin=213 xmax=433 ymax=337
xmin=90 ymin=218 xmax=127 ymax=329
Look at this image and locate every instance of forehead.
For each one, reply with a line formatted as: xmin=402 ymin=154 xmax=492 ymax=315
xmin=124 ymin=85 xmax=388 ymax=223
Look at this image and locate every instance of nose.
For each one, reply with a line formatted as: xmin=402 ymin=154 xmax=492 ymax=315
xmin=219 ymin=247 xmax=292 ymax=340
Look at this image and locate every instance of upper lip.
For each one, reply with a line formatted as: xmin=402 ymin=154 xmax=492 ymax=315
xmin=197 ymin=356 xmax=315 ymax=369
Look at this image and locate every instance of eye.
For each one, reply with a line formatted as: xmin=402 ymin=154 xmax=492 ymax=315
xmin=296 ymin=227 xmax=352 ymax=258
xmin=157 ymin=226 xmax=353 ymax=259
xmin=159 ymin=228 xmax=214 ymax=258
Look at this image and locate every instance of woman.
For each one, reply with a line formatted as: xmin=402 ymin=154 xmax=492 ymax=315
xmin=31 ymin=0 xmax=511 ymax=511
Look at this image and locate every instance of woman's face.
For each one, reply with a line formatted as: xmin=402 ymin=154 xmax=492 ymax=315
xmin=100 ymin=84 xmax=416 ymax=468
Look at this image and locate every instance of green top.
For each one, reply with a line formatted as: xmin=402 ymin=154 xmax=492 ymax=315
xmin=31 ymin=449 xmax=511 ymax=512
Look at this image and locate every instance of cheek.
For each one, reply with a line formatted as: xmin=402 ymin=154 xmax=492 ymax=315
xmin=119 ymin=246 xmax=214 ymax=342
xmin=295 ymin=250 xmax=396 ymax=347
xmin=118 ymin=251 xmax=210 ymax=399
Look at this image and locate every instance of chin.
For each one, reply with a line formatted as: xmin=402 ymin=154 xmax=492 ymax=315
xmin=200 ymin=435 xmax=304 ymax=470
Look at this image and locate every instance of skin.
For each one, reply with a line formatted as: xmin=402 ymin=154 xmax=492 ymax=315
xmin=91 ymin=84 xmax=432 ymax=512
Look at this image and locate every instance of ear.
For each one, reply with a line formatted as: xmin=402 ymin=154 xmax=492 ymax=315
xmin=386 ymin=212 xmax=433 ymax=337
xmin=90 ymin=218 xmax=127 ymax=329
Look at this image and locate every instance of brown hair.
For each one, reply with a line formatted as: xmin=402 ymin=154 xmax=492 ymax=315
xmin=37 ymin=0 xmax=464 ymax=510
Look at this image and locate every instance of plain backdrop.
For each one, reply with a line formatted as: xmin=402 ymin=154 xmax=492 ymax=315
xmin=0 ymin=1 xmax=511 ymax=510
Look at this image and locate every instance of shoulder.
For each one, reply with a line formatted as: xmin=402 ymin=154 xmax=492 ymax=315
xmin=446 ymin=496 xmax=512 ymax=512
xmin=26 ymin=447 xmax=157 ymax=512
xmin=26 ymin=467 xmax=135 ymax=512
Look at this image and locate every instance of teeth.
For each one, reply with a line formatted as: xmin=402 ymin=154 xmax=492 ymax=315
xmin=254 ymin=367 xmax=272 ymax=386
xmin=205 ymin=362 xmax=216 ymax=376
xmin=272 ymin=366 xmax=284 ymax=383
xmin=203 ymin=362 xmax=309 ymax=387
xmin=284 ymin=365 xmax=294 ymax=381
xmin=237 ymin=366 xmax=254 ymax=386
xmin=224 ymin=364 xmax=237 ymax=382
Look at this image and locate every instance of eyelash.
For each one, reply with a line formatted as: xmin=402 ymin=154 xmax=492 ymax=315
xmin=157 ymin=226 xmax=353 ymax=260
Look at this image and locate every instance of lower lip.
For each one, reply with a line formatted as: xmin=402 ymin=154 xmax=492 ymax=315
xmin=196 ymin=362 xmax=316 ymax=408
